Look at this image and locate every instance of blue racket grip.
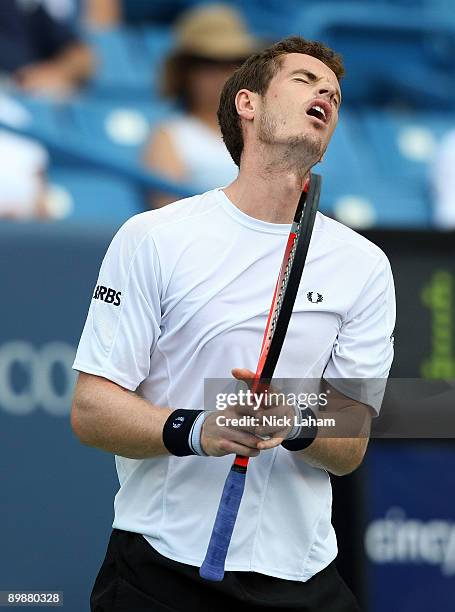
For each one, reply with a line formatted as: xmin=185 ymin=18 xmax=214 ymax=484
xmin=199 ymin=465 xmax=246 ymax=581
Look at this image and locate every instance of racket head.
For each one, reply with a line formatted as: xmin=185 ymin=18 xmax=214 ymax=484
xmin=256 ymin=173 xmax=322 ymax=382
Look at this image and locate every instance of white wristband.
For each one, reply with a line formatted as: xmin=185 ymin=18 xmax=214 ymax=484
xmin=285 ymin=402 xmax=304 ymax=440
xmin=189 ymin=411 xmax=210 ymax=456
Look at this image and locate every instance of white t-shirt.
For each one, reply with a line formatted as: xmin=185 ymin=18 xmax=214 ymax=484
xmin=73 ymin=188 xmax=395 ymax=581
xmin=164 ymin=116 xmax=238 ymax=191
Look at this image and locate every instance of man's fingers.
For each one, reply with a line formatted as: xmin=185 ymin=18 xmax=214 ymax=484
xmin=231 ymin=368 xmax=281 ymax=408
xmin=228 ymin=429 xmax=262 ymax=449
xmin=219 ymin=439 xmax=260 ymax=458
xmin=231 ymin=367 xmax=255 ymax=385
xmin=203 ymin=416 xmax=261 ymax=449
xmin=257 ymin=437 xmax=284 ymax=451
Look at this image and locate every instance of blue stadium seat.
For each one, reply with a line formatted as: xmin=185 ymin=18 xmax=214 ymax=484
xmin=359 ymin=109 xmax=454 ymax=180
xmin=294 ymin=3 xmax=455 ymax=109
xmin=84 ymin=26 xmax=173 ymax=100
xmin=318 ymin=109 xmax=437 ymax=227
xmin=353 ymin=109 xmax=455 ymax=227
xmin=8 ymin=93 xmax=65 ymax=142
xmin=10 ymin=92 xmax=173 ymax=168
xmin=354 ymin=177 xmax=431 ymax=227
xmin=316 ymin=110 xmax=366 ymax=207
xmin=64 ymin=97 xmax=173 ymax=166
xmin=230 ymin=0 xmax=304 ymax=39
xmin=47 ymin=167 xmax=144 ymax=222
xmin=235 ymin=0 xmax=455 ymax=40
xmin=346 ymin=107 xmax=455 ymax=227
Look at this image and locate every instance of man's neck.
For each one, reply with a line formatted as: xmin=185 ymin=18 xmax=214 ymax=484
xmin=223 ymin=148 xmax=313 ymax=224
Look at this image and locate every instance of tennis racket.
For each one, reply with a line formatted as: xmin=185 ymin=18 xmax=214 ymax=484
xmin=199 ymin=173 xmax=322 ymax=581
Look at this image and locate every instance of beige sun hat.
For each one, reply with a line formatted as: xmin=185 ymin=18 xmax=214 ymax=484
xmin=174 ymin=3 xmax=259 ymax=60
xmin=162 ymin=4 xmax=260 ymax=99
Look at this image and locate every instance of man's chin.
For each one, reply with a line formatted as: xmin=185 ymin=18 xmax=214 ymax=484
xmin=285 ymin=134 xmax=324 ymax=166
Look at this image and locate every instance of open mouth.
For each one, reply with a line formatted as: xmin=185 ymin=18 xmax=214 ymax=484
xmin=305 ymin=100 xmax=331 ymax=125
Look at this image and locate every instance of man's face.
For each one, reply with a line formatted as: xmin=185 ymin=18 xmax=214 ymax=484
xmin=255 ymin=53 xmax=342 ymax=162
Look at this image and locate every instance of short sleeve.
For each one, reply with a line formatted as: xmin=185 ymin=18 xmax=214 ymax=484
xmin=323 ymin=253 xmax=396 ymax=414
xmin=73 ymin=217 xmax=162 ymax=391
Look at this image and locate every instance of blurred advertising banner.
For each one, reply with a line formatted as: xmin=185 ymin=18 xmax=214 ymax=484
xmin=363 ymin=230 xmax=455 ymax=379
xmin=365 ymin=441 xmax=455 ymax=612
xmin=360 ymin=230 xmax=455 ymax=612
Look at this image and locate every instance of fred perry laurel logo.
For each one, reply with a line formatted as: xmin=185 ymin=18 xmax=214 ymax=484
xmin=307 ymin=292 xmax=323 ymax=304
xmin=173 ymin=416 xmax=185 ymax=429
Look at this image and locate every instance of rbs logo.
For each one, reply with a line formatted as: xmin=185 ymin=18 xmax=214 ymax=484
xmin=93 ymin=285 xmax=121 ymax=306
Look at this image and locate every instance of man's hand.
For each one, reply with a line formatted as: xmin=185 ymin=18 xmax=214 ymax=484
xmin=201 ymin=409 xmax=262 ymax=457
xmin=232 ymin=368 xmax=297 ymax=447
xmin=201 ymin=368 xmax=296 ymax=457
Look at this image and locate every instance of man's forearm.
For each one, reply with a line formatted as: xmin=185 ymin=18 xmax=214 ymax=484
xmin=257 ymin=415 xmax=370 ymax=475
xmin=297 ymin=436 xmax=369 ymax=476
xmin=291 ymin=400 xmax=372 ymax=476
xmin=71 ymin=373 xmax=172 ymax=459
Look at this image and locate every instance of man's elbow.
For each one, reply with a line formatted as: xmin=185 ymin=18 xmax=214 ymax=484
xmin=70 ymin=398 xmax=95 ymax=446
xmin=331 ymin=459 xmax=361 ymax=477
xmin=331 ymin=440 xmax=368 ymax=476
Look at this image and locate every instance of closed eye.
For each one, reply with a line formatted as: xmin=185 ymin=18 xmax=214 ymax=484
xmin=293 ymin=77 xmax=309 ymax=84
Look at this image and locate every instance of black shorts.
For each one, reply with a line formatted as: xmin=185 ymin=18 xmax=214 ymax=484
xmin=91 ymin=529 xmax=360 ymax=612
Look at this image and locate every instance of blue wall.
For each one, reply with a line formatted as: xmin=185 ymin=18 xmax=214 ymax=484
xmin=0 ymin=222 xmax=119 ymax=611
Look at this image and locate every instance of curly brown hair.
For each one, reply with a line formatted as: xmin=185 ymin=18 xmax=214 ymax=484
xmin=217 ymin=36 xmax=345 ymax=167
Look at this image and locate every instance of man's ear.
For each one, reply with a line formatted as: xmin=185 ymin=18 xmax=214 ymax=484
xmin=235 ymin=89 xmax=256 ymax=122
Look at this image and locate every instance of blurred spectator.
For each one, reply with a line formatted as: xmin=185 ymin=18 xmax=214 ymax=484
xmin=432 ymin=129 xmax=455 ymax=229
xmin=0 ymin=131 xmax=48 ymax=219
xmin=144 ymin=4 xmax=259 ymax=207
xmin=86 ymin=0 xmax=121 ymax=28
xmin=0 ymin=0 xmax=94 ymax=98
xmin=0 ymin=95 xmax=49 ymax=219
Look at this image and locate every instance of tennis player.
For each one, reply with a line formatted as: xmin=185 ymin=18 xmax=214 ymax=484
xmin=71 ymin=36 xmax=395 ymax=611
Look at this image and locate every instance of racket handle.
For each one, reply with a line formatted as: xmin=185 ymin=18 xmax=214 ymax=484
xmin=199 ymin=463 xmax=247 ymax=581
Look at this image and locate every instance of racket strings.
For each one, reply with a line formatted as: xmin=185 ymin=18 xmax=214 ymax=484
xmin=265 ymin=216 xmax=303 ymax=349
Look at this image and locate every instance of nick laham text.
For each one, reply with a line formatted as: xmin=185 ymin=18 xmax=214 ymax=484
xmin=215 ymin=415 xmax=335 ymax=428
